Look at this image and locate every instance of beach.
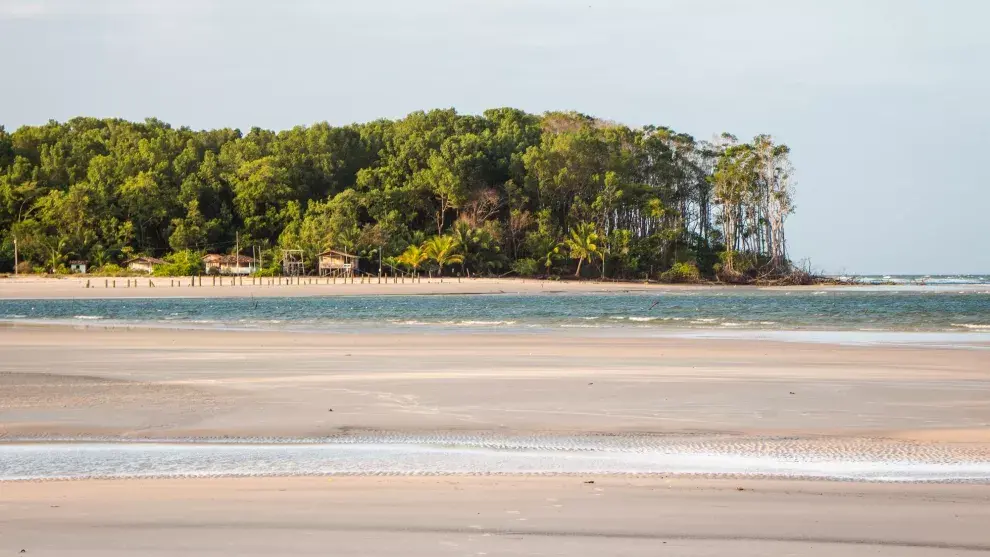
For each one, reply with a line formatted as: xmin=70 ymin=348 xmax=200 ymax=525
xmin=0 ymin=275 xmax=695 ymax=299
xmin=2 ymin=281 xmax=990 ymax=554
xmin=4 ymin=477 xmax=990 ymax=556
xmin=2 ymin=325 xmax=990 ymax=440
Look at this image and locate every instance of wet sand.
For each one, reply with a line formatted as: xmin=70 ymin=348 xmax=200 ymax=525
xmin=4 ymin=321 xmax=990 ymax=554
xmin=2 ymin=326 xmax=989 ymax=440
xmin=3 ymin=476 xmax=990 ymax=556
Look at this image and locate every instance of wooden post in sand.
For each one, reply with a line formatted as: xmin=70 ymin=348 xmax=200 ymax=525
xmin=113 ymin=280 xmax=116 ymax=288
xmin=105 ymin=279 xmax=108 ymax=288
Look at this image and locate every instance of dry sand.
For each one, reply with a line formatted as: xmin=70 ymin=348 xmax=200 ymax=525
xmin=3 ymin=476 xmax=990 ymax=556
xmin=0 ymin=274 xmax=813 ymax=299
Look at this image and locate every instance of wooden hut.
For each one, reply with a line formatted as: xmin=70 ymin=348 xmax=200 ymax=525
xmin=318 ymin=250 xmax=359 ymax=277
xmin=123 ymin=256 xmax=164 ymax=274
xmin=69 ymin=260 xmax=88 ymax=274
xmin=203 ymin=254 xmax=258 ymax=276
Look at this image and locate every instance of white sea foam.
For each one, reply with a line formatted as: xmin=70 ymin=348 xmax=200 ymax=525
xmin=73 ymin=315 xmax=104 ymax=320
xmin=3 ymin=436 xmax=989 ymax=483
xmin=952 ymin=323 xmax=990 ymax=330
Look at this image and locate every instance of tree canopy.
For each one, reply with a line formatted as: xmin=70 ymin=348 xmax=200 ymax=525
xmin=0 ymin=110 xmax=795 ymax=279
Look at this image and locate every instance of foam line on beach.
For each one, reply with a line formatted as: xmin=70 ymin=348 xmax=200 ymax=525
xmin=4 ymin=435 xmax=990 ymax=483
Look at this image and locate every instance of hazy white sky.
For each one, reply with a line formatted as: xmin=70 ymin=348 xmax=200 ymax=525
xmin=1 ymin=0 xmax=987 ymax=274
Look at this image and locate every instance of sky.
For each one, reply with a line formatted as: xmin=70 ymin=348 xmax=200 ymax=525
xmin=1 ymin=0 xmax=987 ymax=274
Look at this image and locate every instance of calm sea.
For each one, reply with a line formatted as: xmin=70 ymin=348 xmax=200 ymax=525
xmin=1 ymin=279 xmax=988 ymax=336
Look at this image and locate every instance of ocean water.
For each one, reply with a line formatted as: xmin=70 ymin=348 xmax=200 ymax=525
xmin=1 ymin=286 xmax=988 ymax=335
xmin=3 ymin=435 xmax=990 ymax=483
xmin=836 ymin=274 xmax=989 ymax=286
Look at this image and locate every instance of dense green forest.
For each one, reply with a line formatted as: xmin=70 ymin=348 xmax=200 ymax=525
xmin=0 ymin=109 xmax=796 ymax=281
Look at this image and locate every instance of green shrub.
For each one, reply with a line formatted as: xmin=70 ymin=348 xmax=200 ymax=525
xmin=153 ymin=250 xmax=204 ymax=277
xmin=512 ymin=258 xmax=540 ymax=277
xmin=718 ymin=251 xmax=758 ymax=275
xmin=659 ymin=262 xmax=701 ymax=283
xmin=89 ymin=264 xmax=137 ymax=276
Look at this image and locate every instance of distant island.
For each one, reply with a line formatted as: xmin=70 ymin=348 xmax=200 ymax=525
xmin=0 ymin=109 xmax=803 ymax=283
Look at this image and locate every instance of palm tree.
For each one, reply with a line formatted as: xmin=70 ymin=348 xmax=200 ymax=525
xmin=397 ymin=244 xmax=428 ymax=276
xmin=450 ymin=220 xmax=475 ymax=275
xmin=422 ymin=235 xmax=464 ymax=277
xmin=565 ymin=222 xmax=599 ymax=277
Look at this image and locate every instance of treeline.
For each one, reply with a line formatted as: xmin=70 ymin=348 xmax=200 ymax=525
xmin=0 ymin=109 xmax=795 ymax=280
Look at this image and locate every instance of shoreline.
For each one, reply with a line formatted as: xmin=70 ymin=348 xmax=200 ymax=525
xmin=3 ymin=275 xmax=987 ymax=300
xmin=4 ymin=318 xmax=990 ymax=350
xmin=4 ymin=433 xmax=990 ymax=483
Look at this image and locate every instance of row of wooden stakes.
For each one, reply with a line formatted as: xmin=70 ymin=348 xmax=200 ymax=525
xmin=82 ymin=275 xmax=454 ymax=288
